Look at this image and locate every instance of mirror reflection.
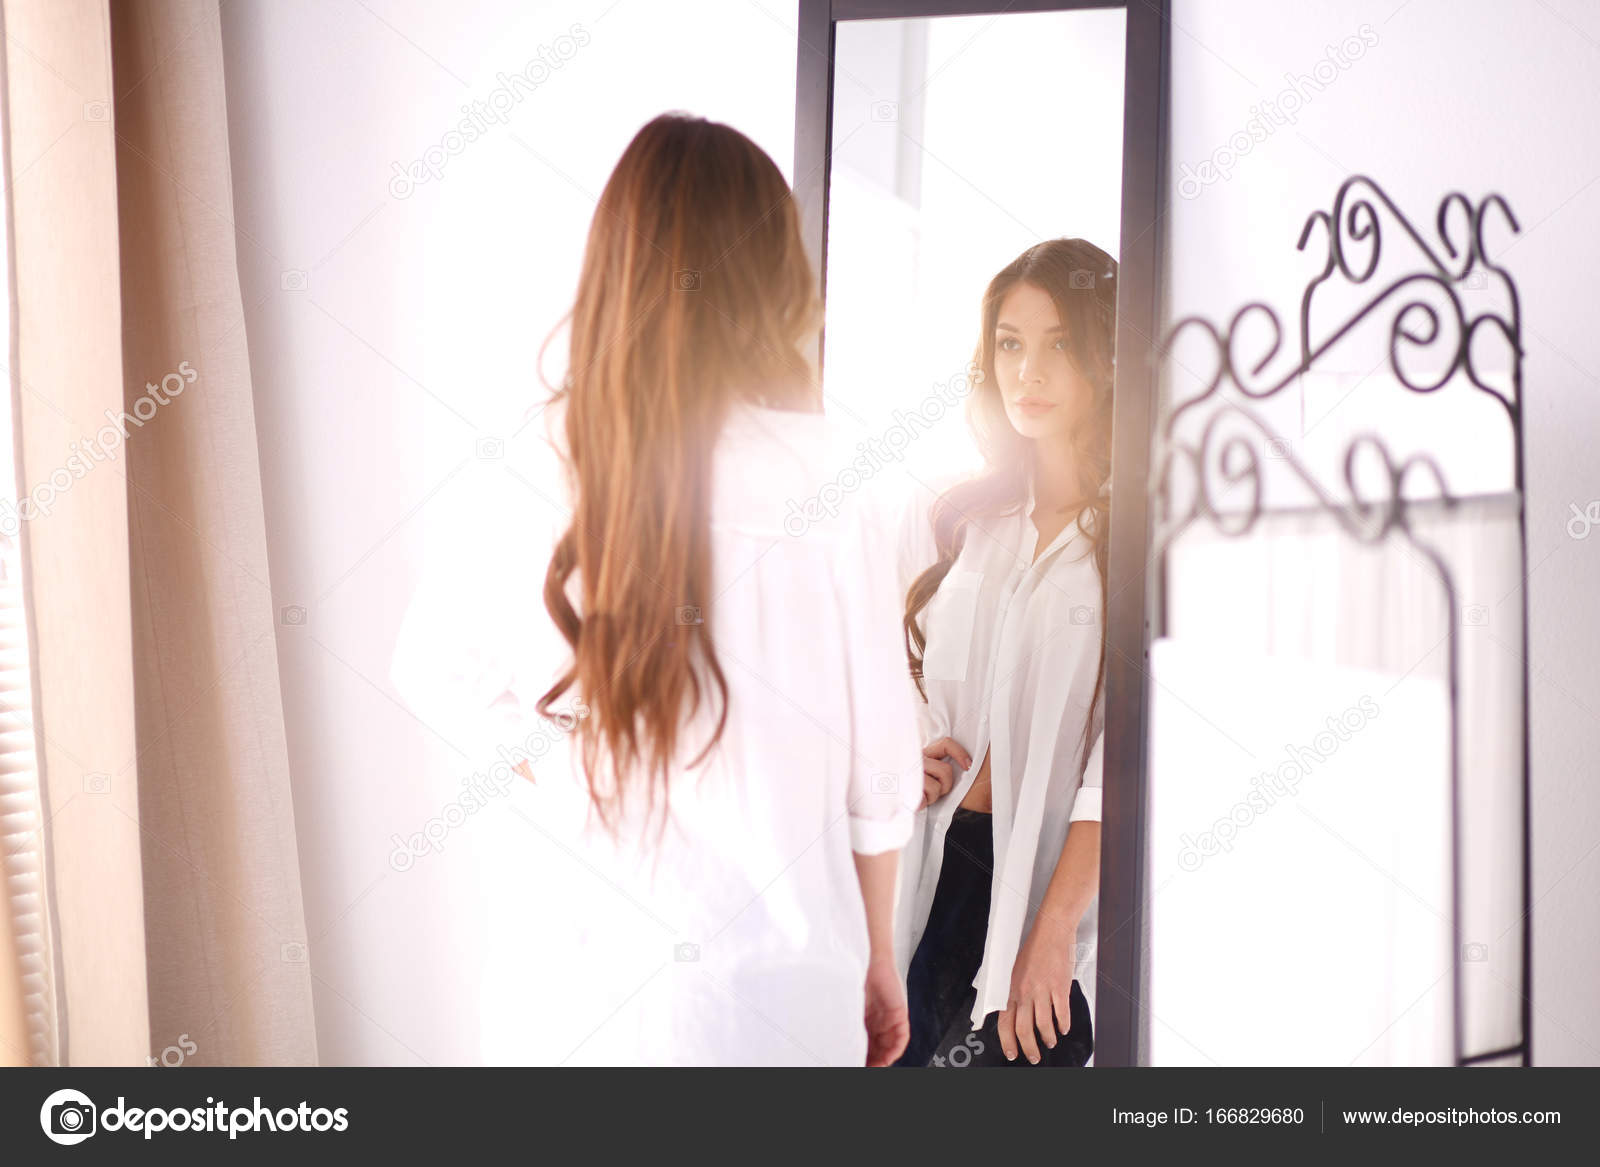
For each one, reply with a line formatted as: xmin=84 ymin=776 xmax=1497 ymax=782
xmin=822 ymin=9 xmax=1126 ymax=1066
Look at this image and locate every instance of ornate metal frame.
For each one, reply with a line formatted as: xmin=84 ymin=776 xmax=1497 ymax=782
xmin=1149 ymin=176 xmax=1530 ymax=1066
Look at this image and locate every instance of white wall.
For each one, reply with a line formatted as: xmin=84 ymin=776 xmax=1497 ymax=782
xmin=221 ymin=0 xmax=798 ymax=1065
xmin=1163 ymin=0 xmax=1600 ymax=1064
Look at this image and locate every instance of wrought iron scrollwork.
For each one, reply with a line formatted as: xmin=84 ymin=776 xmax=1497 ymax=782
xmin=1149 ymin=176 xmax=1529 ymax=1067
xmin=1154 ymin=175 xmax=1522 ymax=553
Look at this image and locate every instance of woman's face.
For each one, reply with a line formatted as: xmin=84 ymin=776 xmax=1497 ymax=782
xmin=992 ymin=281 xmax=1093 ymax=444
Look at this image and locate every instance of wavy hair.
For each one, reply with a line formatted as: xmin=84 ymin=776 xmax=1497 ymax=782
xmin=537 ymin=113 xmax=821 ymax=833
xmin=903 ymin=238 xmax=1117 ymax=775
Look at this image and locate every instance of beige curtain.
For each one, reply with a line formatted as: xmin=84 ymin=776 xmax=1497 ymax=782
xmin=0 ymin=0 xmax=316 ymax=1065
xmin=2 ymin=0 xmax=147 ymax=1069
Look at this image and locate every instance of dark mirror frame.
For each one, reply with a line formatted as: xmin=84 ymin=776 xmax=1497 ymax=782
xmin=793 ymin=0 xmax=1170 ymax=1068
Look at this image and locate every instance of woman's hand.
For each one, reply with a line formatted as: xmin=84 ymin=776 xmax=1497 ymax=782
xmin=863 ymin=954 xmax=909 ymax=1066
xmin=996 ymin=909 xmax=1077 ymax=1064
xmin=921 ymin=737 xmax=972 ymax=809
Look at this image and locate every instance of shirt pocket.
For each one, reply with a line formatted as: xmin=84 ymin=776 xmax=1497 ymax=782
xmin=921 ymin=568 xmax=984 ymax=683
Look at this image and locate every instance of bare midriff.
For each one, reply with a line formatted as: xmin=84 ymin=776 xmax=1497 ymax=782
xmin=958 ymin=746 xmax=994 ymax=813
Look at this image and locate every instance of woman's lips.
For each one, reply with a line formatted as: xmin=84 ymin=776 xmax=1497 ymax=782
xmin=1013 ymin=397 xmax=1058 ymax=417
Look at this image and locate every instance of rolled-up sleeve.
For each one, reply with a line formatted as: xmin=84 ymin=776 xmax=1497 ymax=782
xmin=848 ymin=787 xmax=918 ymax=855
xmin=833 ymin=490 xmax=925 ymax=855
xmin=1068 ymin=726 xmax=1104 ymax=823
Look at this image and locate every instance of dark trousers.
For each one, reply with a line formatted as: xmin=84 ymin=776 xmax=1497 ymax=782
xmin=895 ymin=808 xmax=1092 ymax=1067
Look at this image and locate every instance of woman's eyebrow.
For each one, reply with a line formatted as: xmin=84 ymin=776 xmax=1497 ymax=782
xmin=996 ymin=321 xmax=1065 ymax=333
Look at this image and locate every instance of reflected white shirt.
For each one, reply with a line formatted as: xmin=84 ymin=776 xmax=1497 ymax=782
xmin=389 ymin=399 xmax=925 ymax=1066
xmin=892 ymin=476 xmax=1106 ymax=1029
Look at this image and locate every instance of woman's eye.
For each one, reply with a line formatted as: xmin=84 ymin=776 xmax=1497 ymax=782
xmin=997 ymin=336 xmax=1021 ymax=353
xmin=1054 ymin=337 xmax=1067 ymax=350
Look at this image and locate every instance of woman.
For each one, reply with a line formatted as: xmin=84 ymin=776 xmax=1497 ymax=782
xmin=391 ymin=114 xmax=924 ymax=1066
xmin=892 ymin=238 xmax=1115 ymax=1067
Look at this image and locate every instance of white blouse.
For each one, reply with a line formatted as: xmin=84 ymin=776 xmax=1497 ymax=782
xmin=891 ymin=475 xmax=1106 ymax=1031
xmin=389 ymin=399 xmax=925 ymax=1066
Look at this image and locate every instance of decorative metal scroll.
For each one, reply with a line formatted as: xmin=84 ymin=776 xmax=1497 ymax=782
xmin=1149 ymin=176 xmax=1529 ymax=1067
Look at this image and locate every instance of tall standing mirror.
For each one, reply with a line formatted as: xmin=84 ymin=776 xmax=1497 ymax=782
xmin=795 ymin=0 xmax=1167 ymax=1067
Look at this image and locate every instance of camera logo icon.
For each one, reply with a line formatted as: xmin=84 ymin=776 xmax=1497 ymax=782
xmin=673 ymin=269 xmax=701 ymax=292
xmin=279 ymin=605 xmax=307 ymax=627
xmin=674 ymin=942 xmax=700 ymax=962
xmin=1070 ymin=605 xmax=1097 ymax=626
xmin=1069 ymin=268 xmax=1095 ymax=290
xmin=40 ymin=1088 xmax=96 ymax=1145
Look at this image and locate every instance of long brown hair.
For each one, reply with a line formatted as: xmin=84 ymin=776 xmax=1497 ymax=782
xmin=903 ymin=238 xmax=1117 ymax=774
xmin=536 ymin=113 xmax=821 ymax=833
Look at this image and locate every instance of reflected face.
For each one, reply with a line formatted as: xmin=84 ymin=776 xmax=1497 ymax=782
xmin=993 ymin=281 xmax=1093 ymax=443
